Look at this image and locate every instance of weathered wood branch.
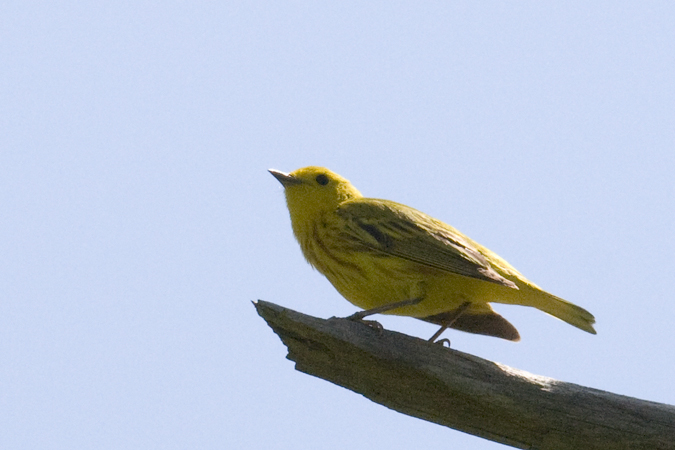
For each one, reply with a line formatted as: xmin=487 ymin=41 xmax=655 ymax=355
xmin=254 ymin=300 xmax=675 ymax=450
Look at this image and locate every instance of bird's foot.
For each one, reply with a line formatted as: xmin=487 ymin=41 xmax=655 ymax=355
xmin=357 ymin=319 xmax=384 ymax=332
xmin=433 ymin=338 xmax=451 ymax=347
xmin=337 ymin=312 xmax=384 ymax=333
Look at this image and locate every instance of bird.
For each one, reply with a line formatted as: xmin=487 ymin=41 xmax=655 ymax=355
xmin=269 ymin=166 xmax=596 ymax=342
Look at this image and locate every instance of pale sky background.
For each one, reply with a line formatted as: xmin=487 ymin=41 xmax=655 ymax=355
xmin=1 ymin=2 xmax=674 ymax=449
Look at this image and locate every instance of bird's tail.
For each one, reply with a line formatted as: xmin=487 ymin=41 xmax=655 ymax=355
xmin=534 ymin=292 xmax=596 ymax=334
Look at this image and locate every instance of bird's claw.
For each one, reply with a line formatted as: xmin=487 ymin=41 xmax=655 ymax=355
xmin=359 ymin=319 xmax=384 ymax=332
xmin=434 ymin=338 xmax=451 ymax=347
xmin=342 ymin=313 xmax=384 ymax=333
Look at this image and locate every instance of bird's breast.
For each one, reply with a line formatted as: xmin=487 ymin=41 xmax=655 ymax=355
xmin=294 ymin=217 xmax=430 ymax=310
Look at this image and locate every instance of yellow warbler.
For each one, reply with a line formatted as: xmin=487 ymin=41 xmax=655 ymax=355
xmin=270 ymin=166 xmax=596 ymax=341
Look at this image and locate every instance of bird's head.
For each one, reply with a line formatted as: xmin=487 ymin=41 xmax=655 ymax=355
xmin=269 ymin=166 xmax=362 ymax=229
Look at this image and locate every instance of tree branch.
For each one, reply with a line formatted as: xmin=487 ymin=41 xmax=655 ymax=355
xmin=254 ymin=300 xmax=675 ymax=450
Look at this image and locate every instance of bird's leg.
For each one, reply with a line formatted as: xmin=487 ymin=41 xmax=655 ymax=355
xmin=342 ymin=298 xmax=423 ymax=332
xmin=346 ymin=297 xmax=423 ymax=321
xmin=428 ymin=301 xmax=471 ymax=344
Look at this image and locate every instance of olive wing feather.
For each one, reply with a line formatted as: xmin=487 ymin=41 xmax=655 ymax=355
xmin=337 ymin=199 xmax=518 ymax=289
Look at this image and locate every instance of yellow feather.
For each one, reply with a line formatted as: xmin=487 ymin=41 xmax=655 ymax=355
xmin=270 ymin=166 xmax=596 ymax=341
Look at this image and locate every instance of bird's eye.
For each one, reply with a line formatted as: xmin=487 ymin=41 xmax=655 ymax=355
xmin=315 ymin=174 xmax=329 ymax=186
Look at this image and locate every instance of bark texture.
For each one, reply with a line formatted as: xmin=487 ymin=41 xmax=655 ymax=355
xmin=255 ymin=300 xmax=675 ymax=450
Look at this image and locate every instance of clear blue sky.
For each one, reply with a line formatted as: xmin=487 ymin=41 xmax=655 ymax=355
xmin=1 ymin=2 xmax=674 ymax=449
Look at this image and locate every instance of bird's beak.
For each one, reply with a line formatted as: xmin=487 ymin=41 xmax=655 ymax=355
xmin=269 ymin=169 xmax=302 ymax=187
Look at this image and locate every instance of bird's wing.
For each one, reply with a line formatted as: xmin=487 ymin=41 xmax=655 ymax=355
xmin=337 ymin=199 xmax=518 ymax=289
